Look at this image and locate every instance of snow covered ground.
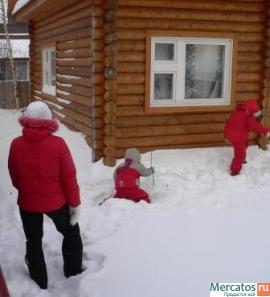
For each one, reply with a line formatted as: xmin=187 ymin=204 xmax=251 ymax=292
xmin=1 ymin=109 xmax=270 ymax=297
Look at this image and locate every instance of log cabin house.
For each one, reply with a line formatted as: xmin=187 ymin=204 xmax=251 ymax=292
xmin=9 ymin=0 xmax=270 ymax=166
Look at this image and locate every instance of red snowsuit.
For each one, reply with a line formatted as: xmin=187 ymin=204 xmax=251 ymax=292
xmin=224 ymin=100 xmax=269 ymax=174
xmin=8 ymin=117 xmax=80 ymax=212
xmin=114 ymin=158 xmax=151 ymax=204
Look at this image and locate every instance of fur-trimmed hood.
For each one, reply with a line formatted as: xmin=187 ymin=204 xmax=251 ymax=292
xmin=19 ymin=117 xmax=59 ymax=142
xmin=19 ymin=116 xmax=59 ymax=132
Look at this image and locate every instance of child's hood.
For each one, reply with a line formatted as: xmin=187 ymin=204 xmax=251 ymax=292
xmin=125 ymin=148 xmax=141 ymax=163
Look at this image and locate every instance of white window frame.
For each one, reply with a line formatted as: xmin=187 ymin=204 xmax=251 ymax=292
xmin=42 ymin=47 xmax=56 ymax=96
xmin=150 ymin=37 xmax=233 ymax=108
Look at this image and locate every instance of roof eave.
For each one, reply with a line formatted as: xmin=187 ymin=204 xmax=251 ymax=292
xmin=12 ymin=0 xmax=48 ymax=22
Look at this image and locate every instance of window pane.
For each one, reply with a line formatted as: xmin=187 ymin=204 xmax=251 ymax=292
xmin=155 ymin=43 xmax=174 ymax=61
xmin=185 ymin=44 xmax=225 ymax=99
xmin=50 ymin=51 xmax=56 ymax=86
xmin=154 ymin=73 xmax=173 ymax=100
xmin=15 ymin=61 xmax=28 ymax=80
xmin=5 ymin=61 xmax=12 ymax=80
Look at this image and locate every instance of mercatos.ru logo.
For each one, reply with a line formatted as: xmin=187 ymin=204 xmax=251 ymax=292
xmin=209 ymin=282 xmax=269 ymax=297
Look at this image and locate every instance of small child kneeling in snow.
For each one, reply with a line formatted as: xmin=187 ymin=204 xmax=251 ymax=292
xmin=113 ymin=148 xmax=154 ymax=203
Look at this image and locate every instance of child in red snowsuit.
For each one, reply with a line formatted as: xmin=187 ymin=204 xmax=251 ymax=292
xmin=224 ymin=99 xmax=270 ymax=176
xmin=114 ymin=148 xmax=154 ymax=203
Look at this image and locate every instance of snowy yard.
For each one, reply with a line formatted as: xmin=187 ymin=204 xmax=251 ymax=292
xmin=1 ymin=109 xmax=270 ymax=297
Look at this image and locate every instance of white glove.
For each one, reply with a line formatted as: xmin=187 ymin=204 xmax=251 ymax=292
xmin=69 ymin=205 xmax=81 ymax=226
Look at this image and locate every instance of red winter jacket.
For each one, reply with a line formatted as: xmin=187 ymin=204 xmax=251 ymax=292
xmin=224 ymin=103 xmax=269 ymax=143
xmin=8 ymin=117 xmax=80 ymax=213
xmin=115 ymin=166 xmax=140 ymax=190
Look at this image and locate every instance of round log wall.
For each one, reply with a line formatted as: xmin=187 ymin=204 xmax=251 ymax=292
xmin=104 ymin=0 xmax=267 ymax=163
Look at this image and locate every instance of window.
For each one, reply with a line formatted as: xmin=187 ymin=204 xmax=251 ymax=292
xmin=5 ymin=60 xmax=29 ymax=81
xmin=42 ymin=47 xmax=56 ymax=95
xmin=146 ymin=32 xmax=237 ymax=113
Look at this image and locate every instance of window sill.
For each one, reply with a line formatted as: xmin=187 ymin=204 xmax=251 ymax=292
xmin=42 ymin=85 xmax=56 ymax=96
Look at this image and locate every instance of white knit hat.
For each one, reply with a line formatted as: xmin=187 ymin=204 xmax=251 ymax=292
xmin=24 ymin=101 xmax=52 ymax=120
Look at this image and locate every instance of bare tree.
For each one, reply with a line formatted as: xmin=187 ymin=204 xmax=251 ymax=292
xmin=0 ymin=0 xmax=19 ymax=109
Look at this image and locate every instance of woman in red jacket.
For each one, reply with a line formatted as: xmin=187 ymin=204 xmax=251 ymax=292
xmin=224 ymin=99 xmax=270 ymax=176
xmin=8 ymin=101 xmax=83 ymax=289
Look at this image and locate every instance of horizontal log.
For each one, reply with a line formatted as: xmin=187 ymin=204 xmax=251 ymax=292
xmin=57 ymin=48 xmax=91 ymax=59
xmin=117 ymin=0 xmax=264 ymax=12
xmin=237 ymin=62 xmax=263 ymax=73
xmin=238 ymin=32 xmax=263 ymax=42
xmin=115 ymin=133 xmax=225 ymax=148
xmin=57 ymin=75 xmax=93 ymax=87
xmin=57 ymin=67 xmax=92 ymax=77
xmin=116 ymin=18 xmax=264 ymax=33
xmin=117 ymin=95 xmax=144 ymax=106
xmin=116 ymin=113 xmax=229 ymax=128
xmin=238 ymin=42 xmax=263 ymax=52
xmin=57 ymin=38 xmax=91 ymax=50
xmin=236 ymin=82 xmax=261 ymax=92
xmin=116 ymin=123 xmax=225 ymax=138
xmin=118 ymin=62 xmax=145 ymax=73
xmin=237 ymin=72 xmax=262 ymax=82
xmin=117 ymin=52 xmax=145 ymax=62
xmin=116 ymin=30 xmax=145 ymax=40
xmin=236 ymin=92 xmax=260 ymax=101
xmin=116 ymin=106 xmax=144 ymax=116
xmin=117 ymin=84 xmax=144 ymax=95
xmin=238 ymin=52 xmax=262 ymax=62
xmin=57 ymin=84 xmax=92 ymax=97
xmin=117 ymin=40 xmax=145 ymax=52
xmin=118 ymin=7 xmax=264 ymax=23
xmin=117 ymin=74 xmax=145 ymax=84
xmin=57 ymin=58 xmax=92 ymax=67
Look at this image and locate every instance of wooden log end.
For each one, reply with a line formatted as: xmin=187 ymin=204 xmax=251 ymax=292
xmin=103 ymin=156 xmax=116 ymax=167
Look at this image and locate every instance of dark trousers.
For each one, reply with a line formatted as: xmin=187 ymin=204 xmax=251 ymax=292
xmin=20 ymin=205 xmax=83 ymax=279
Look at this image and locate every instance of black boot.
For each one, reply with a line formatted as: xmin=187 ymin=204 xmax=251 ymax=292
xmin=25 ymin=255 xmax=48 ymax=289
xmin=62 ymin=224 xmax=83 ymax=278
